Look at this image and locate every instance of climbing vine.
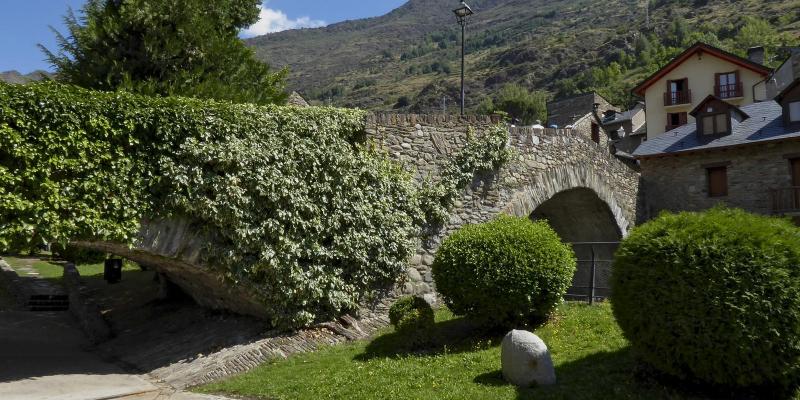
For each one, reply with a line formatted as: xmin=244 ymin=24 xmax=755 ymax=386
xmin=0 ymin=82 xmax=420 ymax=329
xmin=418 ymin=125 xmax=513 ymax=231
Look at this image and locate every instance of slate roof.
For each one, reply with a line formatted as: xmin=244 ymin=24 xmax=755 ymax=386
xmin=634 ymin=101 xmax=800 ymax=157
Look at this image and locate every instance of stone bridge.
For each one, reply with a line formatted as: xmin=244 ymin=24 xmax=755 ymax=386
xmin=365 ymin=114 xmax=639 ymax=297
xmin=77 ymin=114 xmax=640 ymax=319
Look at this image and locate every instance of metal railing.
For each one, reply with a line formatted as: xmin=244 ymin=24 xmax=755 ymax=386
xmin=565 ymin=242 xmax=620 ymax=304
xmin=715 ymin=82 xmax=743 ymax=99
xmin=770 ymin=187 xmax=800 ymax=214
xmin=663 ymin=90 xmax=691 ymax=106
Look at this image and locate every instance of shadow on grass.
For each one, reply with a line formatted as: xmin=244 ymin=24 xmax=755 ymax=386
xmin=354 ymin=315 xmax=503 ymax=361
xmin=474 ymin=347 xmax=794 ymax=400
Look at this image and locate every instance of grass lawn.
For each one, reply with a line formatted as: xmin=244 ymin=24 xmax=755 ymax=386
xmin=197 ymin=303 xmax=724 ymax=400
xmin=2 ymin=255 xmax=141 ymax=286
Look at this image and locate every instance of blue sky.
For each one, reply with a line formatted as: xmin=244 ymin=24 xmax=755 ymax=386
xmin=0 ymin=0 xmax=408 ymax=73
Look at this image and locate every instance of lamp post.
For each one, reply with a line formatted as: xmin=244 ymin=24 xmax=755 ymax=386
xmin=453 ymin=1 xmax=473 ymax=116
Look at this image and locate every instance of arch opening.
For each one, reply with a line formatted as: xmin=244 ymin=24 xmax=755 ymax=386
xmin=530 ymin=187 xmax=622 ymax=300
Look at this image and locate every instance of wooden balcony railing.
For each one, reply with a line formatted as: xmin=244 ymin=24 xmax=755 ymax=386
xmin=715 ymin=82 xmax=743 ymax=99
xmin=770 ymin=187 xmax=800 ymax=214
xmin=664 ymin=90 xmax=691 ymax=106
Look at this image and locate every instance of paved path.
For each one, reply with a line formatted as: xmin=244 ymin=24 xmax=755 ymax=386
xmin=0 ymin=304 xmax=231 ymax=400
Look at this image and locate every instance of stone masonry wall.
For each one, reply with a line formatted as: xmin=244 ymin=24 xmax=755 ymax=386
xmin=639 ymin=140 xmax=800 ymax=219
xmin=365 ymin=114 xmax=640 ymax=296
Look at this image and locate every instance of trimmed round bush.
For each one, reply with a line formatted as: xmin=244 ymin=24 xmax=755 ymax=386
xmin=612 ymin=208 xmax=800 ymax=388
xmin=388 ymin=296 xmax=435 ymax=335
xmin=432 ymin=215 xmax=576 ymax=328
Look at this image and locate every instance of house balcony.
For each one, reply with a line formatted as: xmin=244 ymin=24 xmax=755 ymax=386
xmin=715 ymin=82 xmax=744 ymax=99
xmin=663 ymin=90 xmax=691 ymax=107
xmin=770 ymin=187 xmax=800 ymax=215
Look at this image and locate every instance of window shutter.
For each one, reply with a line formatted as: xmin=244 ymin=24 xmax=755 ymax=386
xmin=679 ymin=112 xmax=687 ymax=125
xmin=790 ymin=102 xmax=800 ymax=122
xmin=708 ymin=167 xmax=728 ymax=197
xmin=702 ymin=116 xmax=714 ymax=134
xmin=715 ymin=114 xmax=727 ymax=134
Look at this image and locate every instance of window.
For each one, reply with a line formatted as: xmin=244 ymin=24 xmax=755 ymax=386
xmin=790 ymin=102 xmax=800 ymax=122
xmin=591 ymin=123 xmax=600 ymax=144
xmin=666 ymin=78 xmax=689 ymax=105
xmin=791 ymin=158 xmax=800 ymax=187
xmin=716 ymin=71 xmax=741 ymax=98
xmin=707 ymin=166 xmax=728 ymax=197
xmin=666 ymin=112 xmax=687 ymax=131
xmin=700 ymin=113 xmax=729 ymax=135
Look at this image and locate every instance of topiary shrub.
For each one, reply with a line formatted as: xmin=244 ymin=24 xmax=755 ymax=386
xmin=612 ymin=207 xmax=800 ymax=388
xmin=388 ymin=296 xmax=435 ymax=337
xmin=432 ymin=215 xmax=576 ymax=328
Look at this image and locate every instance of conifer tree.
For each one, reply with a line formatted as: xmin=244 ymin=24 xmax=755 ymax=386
xmin=43 ymin=0 xmax=287 ymax=104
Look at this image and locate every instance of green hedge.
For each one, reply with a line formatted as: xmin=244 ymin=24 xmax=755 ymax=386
xmin=612 ymin=208 xmax=800 ymax=388
xmin=388 ymin=296 xmax=435 ymax=339
xmin=432 ymin=216 xmax=575 ymax=328
xmin=0 ymin=82 xmax=421 ymax=329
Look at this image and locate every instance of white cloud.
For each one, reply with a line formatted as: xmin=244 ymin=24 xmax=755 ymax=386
xmin=241 ymin=5 xmax=326 ymax=37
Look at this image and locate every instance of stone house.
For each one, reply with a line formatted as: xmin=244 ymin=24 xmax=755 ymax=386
xmin=766 ymin=47 xmax=800 ymax=99
xmin=634 ymin=78 xmax=800 ymax=220
xmin=633 ymin=42 xmax=772 ymax=141
xmin=601 ymin=101 xmax=647 ymax=155
xmin=546 ymin=92 xmax=618 ymax=144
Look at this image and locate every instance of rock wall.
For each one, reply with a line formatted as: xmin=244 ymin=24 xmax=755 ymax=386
xmin=365 ymin=114 xmax=640 ymax=296
xmin=639 ymin=140 xmax=800 ymax=218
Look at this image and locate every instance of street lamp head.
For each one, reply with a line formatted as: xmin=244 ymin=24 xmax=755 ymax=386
xmin=453 ymin=1 xmax=474 ymax=24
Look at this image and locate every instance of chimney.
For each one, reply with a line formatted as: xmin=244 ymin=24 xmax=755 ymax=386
xmin=747 ymin=46 xmax=765 ymax=65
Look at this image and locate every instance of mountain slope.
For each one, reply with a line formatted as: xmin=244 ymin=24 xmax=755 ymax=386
xmin=0 ymin=70 xmax=54 ymax=84
xmin=247 ymin=0 xmax=800 ymax=112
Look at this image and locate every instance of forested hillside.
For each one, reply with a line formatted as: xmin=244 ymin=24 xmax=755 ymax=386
xmin=247 ymin=0 xmax=800 ymax=112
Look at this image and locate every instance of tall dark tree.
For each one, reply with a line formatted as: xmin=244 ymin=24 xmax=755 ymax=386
xmin=42 ymin=0 xmax=287 ymax=104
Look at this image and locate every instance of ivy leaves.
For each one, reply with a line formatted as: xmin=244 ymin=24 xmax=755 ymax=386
xmin=0 ymin=82 xmax=418 ymax=329
xmin=419 ymin=125 xmax=513 ymax=231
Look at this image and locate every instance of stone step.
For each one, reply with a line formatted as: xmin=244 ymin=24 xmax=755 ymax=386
xmin=28 ymin=294 xmax=69 ymax=311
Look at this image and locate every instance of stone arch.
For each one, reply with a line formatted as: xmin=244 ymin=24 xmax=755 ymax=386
xmin=500 ymin=163 xmax=632 ymax=238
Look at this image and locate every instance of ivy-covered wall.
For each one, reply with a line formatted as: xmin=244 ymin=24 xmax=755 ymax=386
xmin=0 ymin=82 xmax=422 ymax=329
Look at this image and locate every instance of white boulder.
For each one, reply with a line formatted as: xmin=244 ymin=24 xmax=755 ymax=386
xmin=500 ymin=329 xmax=556 ymax=387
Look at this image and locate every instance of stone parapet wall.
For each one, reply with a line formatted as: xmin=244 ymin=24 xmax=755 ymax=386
xmin=62 ymin=263 xmax=112 ymax=343
xmin=366 ymin=114 xmax=640 ymax=296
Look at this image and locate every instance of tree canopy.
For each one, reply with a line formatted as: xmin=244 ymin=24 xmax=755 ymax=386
xmin=43 ymin=0 xmax=287 ymax=105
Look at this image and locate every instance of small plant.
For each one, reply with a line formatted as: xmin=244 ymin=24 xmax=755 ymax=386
xmin=389 ymin=296 xmax=435 ymax=336
xmin=432 ymin=216 xmax=575 ymax=328
xmin=612 ymin=207 xmax=800 ymax=388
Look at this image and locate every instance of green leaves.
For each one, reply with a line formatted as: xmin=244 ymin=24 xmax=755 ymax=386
xmin=43 ymin=0 xmax=286 ymax=105
xmin=612 ymin=207 xmax=800 ymax=388
xmin=432 ymin=216 xmax=576 ymax=328
xmin=419 ymin=125 xmax=512 ymax=231
xmin=0 ymin=82 xmax=419 ymax=330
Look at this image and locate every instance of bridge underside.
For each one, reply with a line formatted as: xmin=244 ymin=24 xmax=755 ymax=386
xmin=530 ymin=187 xmax=622 ymax=299
xmin=530 ymin=187 xmax=622 ymax=244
